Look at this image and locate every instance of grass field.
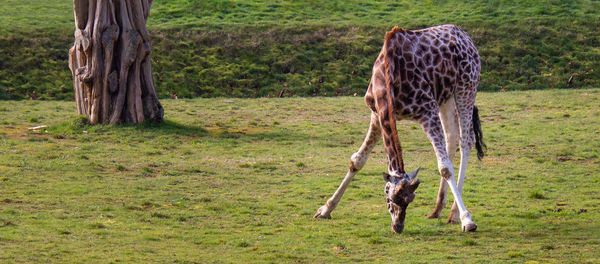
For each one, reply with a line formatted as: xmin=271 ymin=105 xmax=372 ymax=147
xmin=1 ymin=89 xmax=599 ymax=263
xmin=1 ymin=0 xmax=599 ymax=99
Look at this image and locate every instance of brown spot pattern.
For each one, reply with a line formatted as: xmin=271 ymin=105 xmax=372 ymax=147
xmin=363 ymin=24 xmax=481 ymax=176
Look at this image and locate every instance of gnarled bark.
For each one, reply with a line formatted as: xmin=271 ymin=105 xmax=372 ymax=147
xmin=69 ymin=0 xmax=163 ymax=124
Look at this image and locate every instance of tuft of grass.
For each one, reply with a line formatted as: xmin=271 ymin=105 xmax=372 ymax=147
xmin=463 ymin=239 xmax=477 ymax=246
xmin=89 ymin=222 xmax=106 ymax=229
xmin=140 ymin=167 xmax=154 ymax=176
xmin=150 ymin=212 xmax=170 ymax=219
xmin=507 ymin=251 xmax=524 ymax=258
xmin=368 ymin=237 xmax=384 ymax=245
xmin=529 ymin=191 xmax=546 ymax=199
xmin=141 ymin=201 xmax=158 ymax=209
xmin=46 ymin=116 xmax=91 ymax=138
xmin=237 ymin=241 xmax=252 ymax=248
xmin=541 ymin=244 xmax=555 ymax=250
xmin=71 ymin=116 xmax=89 ymax=128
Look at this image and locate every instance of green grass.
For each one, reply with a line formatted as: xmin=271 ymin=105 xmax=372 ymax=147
xmin=1 ymin=89 xmax=600 ymax=262
xmin=1 ymin=0 xmax=599 ymax=100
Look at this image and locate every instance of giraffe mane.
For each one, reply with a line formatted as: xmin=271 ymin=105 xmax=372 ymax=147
xmin=384 ymin=26 xmax=405 ymax=40
xmin=382 ymin=26 xmax=406 ymax=174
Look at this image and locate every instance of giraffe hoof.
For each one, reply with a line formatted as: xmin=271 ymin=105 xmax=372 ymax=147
xmin=313 ymin=212 xmax=331 ymax=219
xmin=446 ymin=212 xmax=459 ymax=224
xmin=446 ymin=218 xmax=459 ymax=225
xmin=462 ymin=223 xmax=477 ymax=232
xmin=313 ymin=206 xmax=331 ymax=219
xmin=427 ymin=212 xmax=441 ymax=219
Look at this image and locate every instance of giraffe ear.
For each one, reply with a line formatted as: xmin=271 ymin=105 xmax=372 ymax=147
xmin=408 ymin=168 xmax=421 ymax=192
xmin=382 ymin=172 xmax=392 ymax=182
xmin=407 ymin=167 xmax=420 ymax=181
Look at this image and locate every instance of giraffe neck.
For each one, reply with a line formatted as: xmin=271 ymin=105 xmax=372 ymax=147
xmin=382 ymin=89 xmax=405 ymax=176
xmin=383 ymin=27 xmax=406 ymax=175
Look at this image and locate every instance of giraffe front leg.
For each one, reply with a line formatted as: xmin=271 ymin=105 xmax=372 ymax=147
xmin=314 ymin=112 xmax=381 ymax=219
xmin=419 ymin=114 xmax=476 ymax=232
xmin=313 ymin=152 xmax=360 ymax=219
xmin=428 ymin=177 xmax=449 ymax=219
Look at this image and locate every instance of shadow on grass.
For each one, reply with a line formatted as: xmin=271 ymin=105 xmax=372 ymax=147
xmin=47 ymin=117 xmax=207 ymax=138
xmin=48 ymin=117 xmax=306 ymax=142
xmin=136 ymin=120 xmax=302 ymax=142
xmin=137 ymin=120 xmax=316 ymax=143
xmin=132 ymin=119 xmax=208 ymax=137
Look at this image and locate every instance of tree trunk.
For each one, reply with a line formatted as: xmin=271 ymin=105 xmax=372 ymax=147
xmin=68 ymin=0 xmax=163 ymax=124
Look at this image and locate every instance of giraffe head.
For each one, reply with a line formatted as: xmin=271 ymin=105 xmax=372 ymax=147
xmin=383 ymin=168 xmax=420 ymax=234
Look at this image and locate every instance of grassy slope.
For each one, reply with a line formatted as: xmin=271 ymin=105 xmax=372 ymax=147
xmin=1 ymin=0 xmax=599 ymax=99
xmin=1 ymin=90 xmax=600 ymax=263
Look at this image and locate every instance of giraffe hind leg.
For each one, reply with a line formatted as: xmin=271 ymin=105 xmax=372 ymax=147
xmin=428 ymin=98 xmax=459 ymax=219
xmin=419 ymin=107 xmax=476 ymax=231
xmin=447 ymin=91 xmax=477 ymax=228
xmin=314 ymin=112 xmax=381 ymax=219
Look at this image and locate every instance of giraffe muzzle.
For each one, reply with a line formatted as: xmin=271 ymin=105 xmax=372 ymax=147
xmin=391 ymin=222 xmax=404 ymax=234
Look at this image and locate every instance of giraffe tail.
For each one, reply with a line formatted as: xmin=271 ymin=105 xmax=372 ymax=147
xmin=473 ymin=105 xmax=487 ymax=160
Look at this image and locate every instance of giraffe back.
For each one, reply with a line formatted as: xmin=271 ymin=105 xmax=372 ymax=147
xmin=365 ymin=25 xmax=481 ymax=120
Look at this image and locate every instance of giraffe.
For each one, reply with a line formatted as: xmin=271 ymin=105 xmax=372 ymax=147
xmin=313 ymin=24 xmax=486 ymax=233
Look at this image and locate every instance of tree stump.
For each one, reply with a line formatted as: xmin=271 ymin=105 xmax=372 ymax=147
xmin=68 ymin=0 xmax=163 ymax=124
